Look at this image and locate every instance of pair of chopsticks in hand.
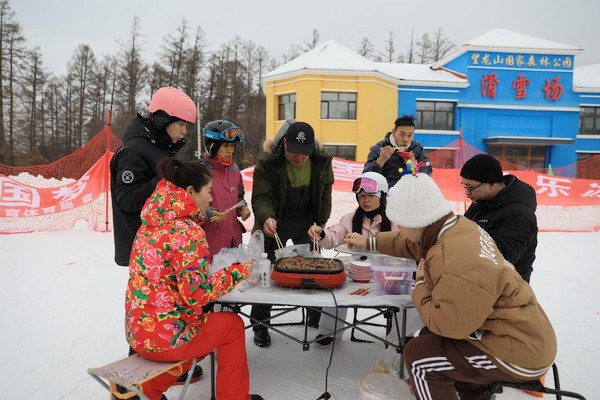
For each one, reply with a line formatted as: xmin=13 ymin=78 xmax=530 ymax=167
xmin=209 ymin=200 xmax=246 ymax=222
xmin=312 ymin=223 xmax=320 ymax=253
xmin=269 ymin=219 xmax=285 ymax=250
xmin=328 ymin=232 xmax=358 ymax=264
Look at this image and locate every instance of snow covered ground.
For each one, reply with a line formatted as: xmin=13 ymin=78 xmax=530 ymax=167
xmin=1 ymin=227 xmax=598 ymax=400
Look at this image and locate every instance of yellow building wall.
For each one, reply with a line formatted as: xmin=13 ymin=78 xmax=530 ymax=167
xmin=265 ymin=73 xmax=397 ymax=162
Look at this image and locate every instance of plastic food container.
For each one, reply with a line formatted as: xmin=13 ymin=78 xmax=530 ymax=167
xmin=358 ymin=372 xmax=412 ymax=400
xmin=370 ymin=255 xmax=416 ymax=295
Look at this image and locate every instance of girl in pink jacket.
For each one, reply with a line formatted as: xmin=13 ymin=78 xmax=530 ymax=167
xmin=199 ymin=120 xmax=251 ymax=255
xmin=307 ymin=172 xmax=393 ymax=347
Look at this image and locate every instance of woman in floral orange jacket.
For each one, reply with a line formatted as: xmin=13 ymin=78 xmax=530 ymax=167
xmin=125 ymin=157 xmax=263 ymax=400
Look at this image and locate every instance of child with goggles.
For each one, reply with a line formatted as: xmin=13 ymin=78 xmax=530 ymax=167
xmin=199 ymin=119 xmax=250 ymax=255
xmin=307 ymin=171 xmax=395 ymax=348
xmin=202 ymin=125 xmax=244 ymax=142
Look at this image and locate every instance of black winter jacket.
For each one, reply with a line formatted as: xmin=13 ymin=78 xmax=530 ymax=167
xmin=110 ymin=115 xmax=186 ymax=266
xmin=363 ymin=132 xmax=432 ymax=189
xmin=464 ymin=175 xmax=538 ymax=282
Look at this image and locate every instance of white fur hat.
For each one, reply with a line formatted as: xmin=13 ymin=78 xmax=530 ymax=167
xmin=387 ymin=173 xmax=453 ymax=228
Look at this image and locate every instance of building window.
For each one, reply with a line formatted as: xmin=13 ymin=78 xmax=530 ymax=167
xmin=321 ymin=92 xmax=356 ymax=120
xmin=579 ymin=106 xmax=600 ymax=135
xmin=488 ymin=145 xmax=546 ymax=169
xmin=278 ymin=94 xmax=296 ymax=120
xmin=416 ymin=101 xmax=455 ymax=130
xmin=323 ymin=144 xmax=356 ymax=160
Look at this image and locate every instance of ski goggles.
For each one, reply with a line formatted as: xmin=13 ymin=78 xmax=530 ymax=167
xmin=352 ymin=177 xmax=380 ymax=194
xmin=203 ymin=126 xmax=244 ymax=142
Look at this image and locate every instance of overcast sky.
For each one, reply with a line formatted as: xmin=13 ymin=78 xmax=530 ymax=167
xmin=11 ymin=0 xmax=600 ymax=76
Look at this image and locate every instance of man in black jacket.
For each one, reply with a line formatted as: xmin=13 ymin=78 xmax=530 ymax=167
xmin=460 ymin=154 xmax=538 ymax=282
xmin=363 ymin=115 xmax=432 ymax=189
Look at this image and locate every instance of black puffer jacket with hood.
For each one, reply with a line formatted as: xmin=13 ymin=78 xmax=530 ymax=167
xmin=464 ymin=175 xmax=538 ymax=281
xmin=110 ymin=114 xmax=186 ymax=266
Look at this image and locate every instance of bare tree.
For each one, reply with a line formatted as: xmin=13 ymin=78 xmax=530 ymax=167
xmin=254 ymin=45 xmax=270 ymax=94
xmin=158 ymin=19 xmax=190 ymax=88
xmin=404 ymin=27 xmax=417 ymax=63
xmin=282 ymin=43 xmax=303 ymax=63
xmin=357 ymin=37 xmax=375 ymax=60
xmin=182 ymin=25 xmax=207 ymax=99
xmin=3 ymin=20 xmax=25 ymax=163
xmin=384 ymin=31 xmax=396 ymax=62
xmin=87 ymin=55 xmax=117 ymax=134
xmin=243 ymin=39 xmax=257 ymax=96
xmin=115 ymin=17 xmax=148 ymax=126
xmin=0 ymin=0 xmax=18 ymax=162
xmin=416 ymin=32 xmax=432 ymax=64
xmin=20 ymin=47 xmax=47 ymax=157
xmin=430 ymin=27 xmax=455 ymax=62
xmin=303 ymin=29 xmax=320 ymax=50
xmin=68 ymin=44 xmax=96 ymax=147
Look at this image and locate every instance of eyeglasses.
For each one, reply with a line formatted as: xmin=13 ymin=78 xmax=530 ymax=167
xmin=461 ymin=182 xmax=484 ymax=195
xmin=203 ymin=126 xmax=244 ymax=142
xmin=352 ymin=177 xmax=379 ymax=194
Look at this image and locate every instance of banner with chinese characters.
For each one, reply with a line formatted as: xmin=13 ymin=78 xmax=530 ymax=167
xmin=2 ymin=154 xmax=598 ymax=221
xmin=0 ymin=155 xmax=109 ymax=218
xmin=241 ymin=159 xmax=600 ymax=206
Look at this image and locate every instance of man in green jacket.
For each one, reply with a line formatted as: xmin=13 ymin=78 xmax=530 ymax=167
xmin=250 ymin=121 xmax=334 ymax=347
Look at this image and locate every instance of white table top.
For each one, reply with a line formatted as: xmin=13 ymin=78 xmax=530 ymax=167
xmin=219 ymin=279 xmax=413 ymax=308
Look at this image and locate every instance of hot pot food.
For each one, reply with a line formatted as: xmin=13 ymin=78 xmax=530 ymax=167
xmin=270 ymin=256 xmax=346 ymax=288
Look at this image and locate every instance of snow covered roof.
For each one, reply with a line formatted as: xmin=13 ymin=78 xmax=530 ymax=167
xmin=264 ymin=39 xmax=466 ymax=86
xmin=264 ymin=40 xmax=377 ymax=79
xmin=432 ymin=28 xmax=582 ymax=69
xmin=574 ymin=64 xmax=600 ymax=92
xmin=263 ymin=32 xmax=594 ymax=90
xmin=373 ymin=62 xmax=466 ymax=85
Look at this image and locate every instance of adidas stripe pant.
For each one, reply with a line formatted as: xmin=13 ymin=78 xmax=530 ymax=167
xmin=404 ymin=327 xmax=527 ymax=400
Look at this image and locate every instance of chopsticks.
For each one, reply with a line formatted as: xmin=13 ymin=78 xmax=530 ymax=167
xmin=312 ymin=223 xmax=319 ymax=253
xmin=329 ymin=232 xmax=358 ymax=263
xmin=209 ymin=200 xmax=247 ymax=222
xmin=350 ymin=286 xmax=373 ymax=296
xmin=328 ymin=244 xmax=346 ymax=264
xmin=269 ymin=219 xmax=284 ymax=250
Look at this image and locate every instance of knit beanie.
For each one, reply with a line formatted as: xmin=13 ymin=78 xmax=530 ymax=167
xmin=460 ymin=154 xmax=504 ymax=183
xmin=387 ymin=173 xmax=453 ymax=228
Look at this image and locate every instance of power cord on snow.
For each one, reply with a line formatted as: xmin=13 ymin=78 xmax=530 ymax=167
xmin=301 ymin=278 xmax=339 ymax=400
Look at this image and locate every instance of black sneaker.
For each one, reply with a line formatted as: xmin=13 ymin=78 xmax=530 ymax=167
xmin=174 ymin=365 xmax=203 ymax=385
xmin=315 ymin=334 xmax=334 ymax=348
xmin=253 ymin=330 xmax=271 ymax=347
xmin=250 ymin=395 xmax=264 ymax=400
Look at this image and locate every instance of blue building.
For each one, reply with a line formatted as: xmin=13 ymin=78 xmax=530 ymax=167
xmin=399 ymin=28 xmax=600 ymax=170
xmin=263 ymin=28 xmax=600 ymax=171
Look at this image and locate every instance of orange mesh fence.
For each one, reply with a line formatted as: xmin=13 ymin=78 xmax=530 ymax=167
xmin=0 ymin=125 xmax=122 ymax=233
xmin=1 ymin=127 xmax=599 ymax=234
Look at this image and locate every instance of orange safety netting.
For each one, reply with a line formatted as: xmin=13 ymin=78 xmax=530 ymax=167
xmin=1 ymin=126 xmax=600 ymax=234
xmin=0 ymin=125 xmax=122 ymax=233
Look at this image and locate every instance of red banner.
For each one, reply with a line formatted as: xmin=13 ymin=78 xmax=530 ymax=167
xmin=2 ymin=155 xmax=598 ymax=221
xmin=0 ymin=154 xmax=110 ymax=218
xmin=242 ymin=158 xmax=600 ymax=206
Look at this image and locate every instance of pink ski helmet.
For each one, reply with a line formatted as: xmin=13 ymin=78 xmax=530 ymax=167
xmin=148 ymin=87 xmax=196 ymax=123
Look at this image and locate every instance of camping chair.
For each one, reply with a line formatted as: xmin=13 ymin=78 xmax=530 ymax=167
xmin=88 ymin=353 xmax=215 ymax=400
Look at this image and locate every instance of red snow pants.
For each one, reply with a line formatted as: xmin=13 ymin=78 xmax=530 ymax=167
xmin=137 ymin=312 xmax=252 ymax=400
